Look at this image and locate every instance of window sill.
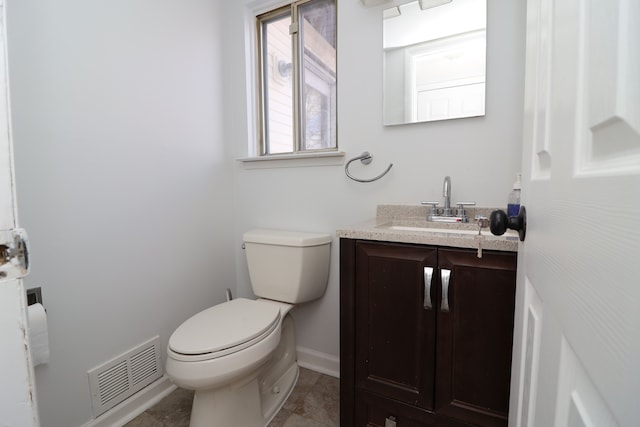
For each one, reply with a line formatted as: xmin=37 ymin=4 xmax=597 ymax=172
xmin=237 ymin=151 xmax=345 ymax=169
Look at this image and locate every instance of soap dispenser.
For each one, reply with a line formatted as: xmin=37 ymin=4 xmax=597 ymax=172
xmin=507 ymin=174 xmax=521 ymax=217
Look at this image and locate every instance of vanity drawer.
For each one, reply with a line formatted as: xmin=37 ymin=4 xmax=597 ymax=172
xmin=356 ymin=390 xmax=472 ymax=427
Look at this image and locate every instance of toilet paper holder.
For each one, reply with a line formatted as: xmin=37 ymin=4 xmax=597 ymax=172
xmin=27 ymin=286 xmax=43 ymax=306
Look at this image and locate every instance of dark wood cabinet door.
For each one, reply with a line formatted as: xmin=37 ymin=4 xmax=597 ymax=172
xmin=355 ymin=241 xmax=438 ymax=411
xmin=341 ymin=239 xmax=518 ymax=427
xmin=435 ymin=249 xmax=517 ymax=427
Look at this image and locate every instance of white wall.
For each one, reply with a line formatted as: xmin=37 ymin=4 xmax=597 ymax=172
xmin=229 ymin=0 xmax=526 ymax=360
xmin=7 ymin=1 xmax=235 ymax=426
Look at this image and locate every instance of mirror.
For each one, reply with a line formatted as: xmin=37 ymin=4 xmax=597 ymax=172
xmin=383 ymin=0 xmax=487 ymax=125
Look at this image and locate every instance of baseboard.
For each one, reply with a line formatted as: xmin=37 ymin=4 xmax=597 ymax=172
xmin=296 ymin=346 xmax=340 ymax=378
xmin=80 ymin=375 xmax=177 ymax=427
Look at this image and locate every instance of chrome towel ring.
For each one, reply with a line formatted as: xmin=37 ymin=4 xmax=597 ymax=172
xmin=345 ymin=152 xmax=393 ymax=183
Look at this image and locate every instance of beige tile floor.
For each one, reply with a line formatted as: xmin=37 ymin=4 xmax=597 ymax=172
xmin=124 ymin=368 xmax=339 ymax=427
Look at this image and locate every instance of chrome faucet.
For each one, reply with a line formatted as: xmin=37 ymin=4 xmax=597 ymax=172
xmin=442 ymin=176 xmax=452 ymax=216
xmin=421 ymin=175 xmax=476 ymax=223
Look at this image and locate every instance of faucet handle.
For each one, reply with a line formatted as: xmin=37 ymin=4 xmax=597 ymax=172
xmin=455 ymin=201 xmax=476 ymax=219
xmin=421 ymin=201 xmax=440 ymax=219
xmin=421 ymin=201 xmax=439 ymax=212
xmin=456 ymin=201 xmax=475 ymax=210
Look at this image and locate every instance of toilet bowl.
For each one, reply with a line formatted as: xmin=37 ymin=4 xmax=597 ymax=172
xmin=165 ymin=229 xmax=331 ymax=427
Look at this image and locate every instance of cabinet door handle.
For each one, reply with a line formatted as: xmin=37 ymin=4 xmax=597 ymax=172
xmin=441 ymin=269 xmax=451 ymax=312
xmin=423 ymin=267 xmax=434 ymax=309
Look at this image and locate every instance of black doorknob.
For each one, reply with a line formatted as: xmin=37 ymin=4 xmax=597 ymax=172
xmin=490 ymin=206 xmax=526 ymax=242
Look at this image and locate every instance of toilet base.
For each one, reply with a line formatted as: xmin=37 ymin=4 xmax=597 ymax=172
xmin=188 ymin=314 xmax=298 ymax=427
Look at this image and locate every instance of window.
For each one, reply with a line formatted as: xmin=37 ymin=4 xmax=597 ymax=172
xmin=257 ymin=0 xmax=337 ymax=156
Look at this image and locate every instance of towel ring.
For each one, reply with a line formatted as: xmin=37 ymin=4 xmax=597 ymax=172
xmin=345 ymin=152 xmax=393 ymax=183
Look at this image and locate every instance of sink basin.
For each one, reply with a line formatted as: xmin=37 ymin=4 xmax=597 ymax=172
xmin=376 ymin=223 xmax=519 ymax=240
xmin=385 ymin=225 xmax=482 ymax=235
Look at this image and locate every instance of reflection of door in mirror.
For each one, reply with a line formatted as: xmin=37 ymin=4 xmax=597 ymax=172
xmin=383 ymin=0 xmax=487 ymax=125
xmin=411 ymin=30 xmax=485 ymax=122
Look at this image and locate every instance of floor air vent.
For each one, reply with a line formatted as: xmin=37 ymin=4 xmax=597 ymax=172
xmin=88 ymin=336 xmax=163 ymax=417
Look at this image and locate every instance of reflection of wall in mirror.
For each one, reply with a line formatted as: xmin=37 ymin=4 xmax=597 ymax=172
xmin=383 ymin=0 xmax=485 ymax=49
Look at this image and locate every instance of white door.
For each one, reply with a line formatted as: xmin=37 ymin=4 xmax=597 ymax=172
xmin=0 ymin=0 xmax=39 ymax=425
xmin=509 ymin=1 xmax=639 ymax=427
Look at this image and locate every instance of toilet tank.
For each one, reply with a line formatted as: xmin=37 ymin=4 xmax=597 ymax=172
xmin=243 ymin=229 xmax=332 ymax=304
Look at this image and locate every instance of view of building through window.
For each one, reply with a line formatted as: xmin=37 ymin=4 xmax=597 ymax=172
xmin=259 ymin=0 xmax=336 ymax=155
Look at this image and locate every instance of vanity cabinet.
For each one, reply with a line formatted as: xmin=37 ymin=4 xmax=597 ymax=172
xmin=340 ymin=239 xmax=517 ymax=427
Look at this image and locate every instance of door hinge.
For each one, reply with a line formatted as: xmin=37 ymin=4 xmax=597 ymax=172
xmin=0 ymin=228 xmax=30 ymax=281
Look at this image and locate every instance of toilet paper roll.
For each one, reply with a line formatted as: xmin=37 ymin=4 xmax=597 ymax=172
xmin=27 ymin=303 xmax=50 ymax=367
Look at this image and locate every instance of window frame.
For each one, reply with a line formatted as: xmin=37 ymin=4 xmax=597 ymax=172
xmin=255 ymin=0 xmax=337 ymax=157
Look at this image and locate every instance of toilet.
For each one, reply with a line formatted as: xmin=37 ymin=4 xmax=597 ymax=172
xmin=165 ymin=229 xmax=332 ymax=427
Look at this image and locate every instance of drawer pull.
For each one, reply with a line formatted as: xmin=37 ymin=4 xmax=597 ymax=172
xmin=424 ymin=267 xmax=434 ymax=309
xmin=441 ymin=269 xmax=451 ymax=312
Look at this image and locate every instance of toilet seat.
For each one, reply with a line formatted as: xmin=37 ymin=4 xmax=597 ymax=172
xmin=168 ymin=298 xmax=281 ymax=362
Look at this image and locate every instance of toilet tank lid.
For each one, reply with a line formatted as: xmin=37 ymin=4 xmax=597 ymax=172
xmin=243 ymin=229 xmax=331 ymax=247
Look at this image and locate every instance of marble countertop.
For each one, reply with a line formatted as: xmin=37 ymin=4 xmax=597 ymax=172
xmin=336 ymin=204 xmax=519 ymax=252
